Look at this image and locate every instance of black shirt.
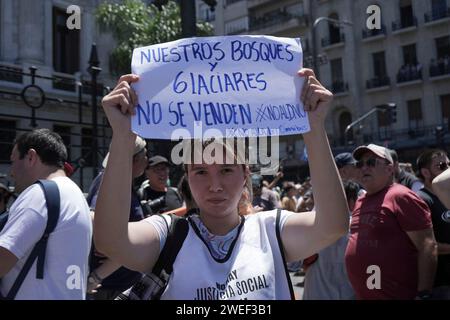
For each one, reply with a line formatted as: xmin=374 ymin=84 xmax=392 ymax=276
xmin=417 ymin=187 xmax=450 ymax=287
xmin=141 ymin=185 xmax=183 ymax=215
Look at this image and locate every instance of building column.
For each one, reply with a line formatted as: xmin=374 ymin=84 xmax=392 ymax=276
xmin=17 ymin=0 xmax=44 ymax=64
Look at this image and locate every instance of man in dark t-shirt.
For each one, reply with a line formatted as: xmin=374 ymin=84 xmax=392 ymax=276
xmin=417 ymin=149 xmax=450 ymax=298
xmin=138 ymin=155 xmax=183 ymax=216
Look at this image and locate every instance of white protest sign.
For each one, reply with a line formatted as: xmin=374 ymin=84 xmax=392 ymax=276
xmin=131 ymin=35 xmax=308 ymax=139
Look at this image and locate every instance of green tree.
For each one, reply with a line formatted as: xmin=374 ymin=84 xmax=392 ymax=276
xmin=96 ymin=0 xmax=214 ymax=75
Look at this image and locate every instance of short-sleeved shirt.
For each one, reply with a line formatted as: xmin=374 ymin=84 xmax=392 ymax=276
xmin=345 ymin=183 xmax=432 ymax=299
xmin=0 ymin=177 xmax=92 ymax=300
xmin=417 ymin=187 xmax=450 ymax=287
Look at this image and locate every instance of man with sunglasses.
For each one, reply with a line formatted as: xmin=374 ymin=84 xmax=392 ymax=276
xmin=416 ymin=149 xmax=450 ymax=298
xmin=345 ymin=144 xmax=437 ymax=300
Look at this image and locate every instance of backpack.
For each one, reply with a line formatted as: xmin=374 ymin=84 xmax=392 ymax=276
xmin=115 ymin=213 xmax=189 ymax=300
xmin=0 ymin=180 xmax=60 ymax=300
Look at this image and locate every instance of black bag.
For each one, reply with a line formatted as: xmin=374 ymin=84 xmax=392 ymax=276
xmin=0 ymin=180 xmax=60 ymax=300
xmin=115 ymin=213 xmax=188 ymax=300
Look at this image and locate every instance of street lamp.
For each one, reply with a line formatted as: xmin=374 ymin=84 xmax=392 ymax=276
xmin=311 ymin=17 xmax=353 ymax=79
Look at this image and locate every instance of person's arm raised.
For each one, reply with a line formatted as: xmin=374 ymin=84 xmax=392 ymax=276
xmin=432 ymin=168 xmax=450 ymax=209
xmin=282 ymin=69 xmax=349 ymax=262
xmin=94 ymin=74 xmax=160 ymax=273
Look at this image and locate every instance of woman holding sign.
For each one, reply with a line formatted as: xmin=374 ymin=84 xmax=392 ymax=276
xmin=94 ymin=69 xmax=348 ymax=300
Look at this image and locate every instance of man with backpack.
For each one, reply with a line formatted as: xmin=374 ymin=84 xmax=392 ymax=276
xmin=0 ymin=129 xmax=92 ymax=299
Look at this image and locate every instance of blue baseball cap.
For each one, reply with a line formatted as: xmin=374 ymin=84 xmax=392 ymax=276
xmin=334 ymin=152 xmax=357 ymax=169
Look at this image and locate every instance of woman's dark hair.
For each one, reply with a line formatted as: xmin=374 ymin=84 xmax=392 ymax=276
xmin=14 ymin=129 xmax=67 ymax=168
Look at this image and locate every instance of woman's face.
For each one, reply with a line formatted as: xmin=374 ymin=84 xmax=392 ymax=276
xmin=187 ymin=163 xmax=246 ymax=218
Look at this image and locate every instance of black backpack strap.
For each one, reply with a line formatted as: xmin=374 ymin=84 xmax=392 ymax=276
xmin=275 ymin=208 xmax=296 ymax=300
xmin=6 ymin=179 xmax=60 ymax=300
xmin=152 ymin=214 xmax=188 ymax=276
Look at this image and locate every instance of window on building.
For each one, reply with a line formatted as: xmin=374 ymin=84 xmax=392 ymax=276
xmin=53 ymin=125 xmax=72 ymax=161
xmin=225 ymin=17 xmax=248 ymax=34
xmin=400 ymin=0 xmax=414 ymax=27
xmin=286 ymin=2 xmax=304 ymax=16
xmin=435 ymin=36 xmax=450 ymax=59
xmin=407 ymin=99 xmax=423 ymax=130
xmin=330 ymin=58 xmax=343 ymax=81
xmin=198 ymin=2 xmax=215 ymax=22
xmin=0 ymin=120 xmax=15 ymax=163
xmin=432 ymin=0 xmax=447 ymax=16
xmin=81 ymin=128 xmax=93 ymax=167
xmin=377 ymin=106 xmax=390 ymax=127
xmin=402 ymin=44 xmax=417 ymax=65
xmin=372 ymin=51 xmax=387 ymax=79
xmin=339 ymin=111 xmax=353 ymax=144
xmin=328 ymin=13 xmax=341 ymax=44
xmin=53 ymin=7 xmax=80 ymax=74
xmin=441 ymin=94 xmax=450 ymax=128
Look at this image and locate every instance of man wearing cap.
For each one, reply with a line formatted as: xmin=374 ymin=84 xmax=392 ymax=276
xmin=137 ymin=155 xmax=183 ymax=216
xmin=251 ymin=174 xmax=281 ymax=212
xmin=87 ymin=135 xmax=148 ymax=300
xmin=335 ymin=152 xmax=359 ymax=182
xmin=345 ymin=144 xmax=437 ymax=299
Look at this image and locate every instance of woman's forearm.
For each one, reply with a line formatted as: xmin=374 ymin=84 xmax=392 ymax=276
xmin=303 ymin=126 xmax=349 ymax=238
xmin=94 ymin=135 xmax=135 ymax=258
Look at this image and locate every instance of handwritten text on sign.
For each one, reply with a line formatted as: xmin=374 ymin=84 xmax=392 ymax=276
xmin=131 ymin=35 xmax=308 ymax=139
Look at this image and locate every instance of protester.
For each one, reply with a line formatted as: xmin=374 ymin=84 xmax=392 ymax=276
xmin=303 ymin=180 xmax=358 ymax=300
xmin=281 ymin=182 xmax=298 ymax=212
xmin=0 ymin=129 xmax=92 ymax=299
xmin=416 ymin=149 xmax=450 ymax=298
xmin=390 ymin=149 xmax=423 ymax=192
xmin=251 ymin=173 xmax=281 ymax=212
xmin=137 ymin=155 xmax=183 ymax=216
xmin=345 ymin=144 xmax=437 ymax=300
xmin=87 ymin=136 xmax=148 ymax=300
xmin=93 ymin=69 xmax=349 ymax=300
xmin=334 ymin=152 xmax=359 ymax=182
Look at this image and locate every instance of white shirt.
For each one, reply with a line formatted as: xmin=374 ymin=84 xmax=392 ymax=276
xmin=0 ymin=177 xmax=92 ymax=300
xmin=145 ymin=210 xmax=294 ymax=300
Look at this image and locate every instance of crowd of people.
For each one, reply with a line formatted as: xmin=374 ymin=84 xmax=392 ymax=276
xmin=0 ymin=68 xmax=449 ymax=300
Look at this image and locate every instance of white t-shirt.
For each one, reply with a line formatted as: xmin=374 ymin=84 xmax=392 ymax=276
xmin=145 ymin=210 xmax=294 ymax=300
xmin=0 ymin=177 xmax=92 ymax=300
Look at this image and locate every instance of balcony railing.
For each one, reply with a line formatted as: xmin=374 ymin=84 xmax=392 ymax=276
xmin=366 ymin=76 xmax=390 ymax=89
xmin=424 ymin=7 xmax=450 ymax=23
xmin=226 ymin=0 xmax=244 ymax=5
xmin=330 ymin=124 xmax=445 ymax=149
xmin=321 ymin=33 xmax=345 ymax=47
xmin=249 ymin=11 xmax=308 ymax=31
xmin=397 ymin=63 xmax=423 ymax=83
xmin=0 ymin=64 xmax=23 ymax=84
xmin=331 ymin=81 xmax=348 ymax=93
xmin=362 ymin=25 xmax=387 ymax=39
xmin=430 ymin=57 xmax=450 ymax=77
xmin=392 ymin=16 xmax=417 ymax=31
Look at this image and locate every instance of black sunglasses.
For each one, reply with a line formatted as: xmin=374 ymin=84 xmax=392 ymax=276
xmin=355 ymin=158 xmax=379 ymax=169
xmin=438 ymin=161 xmax=450 ymax=171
